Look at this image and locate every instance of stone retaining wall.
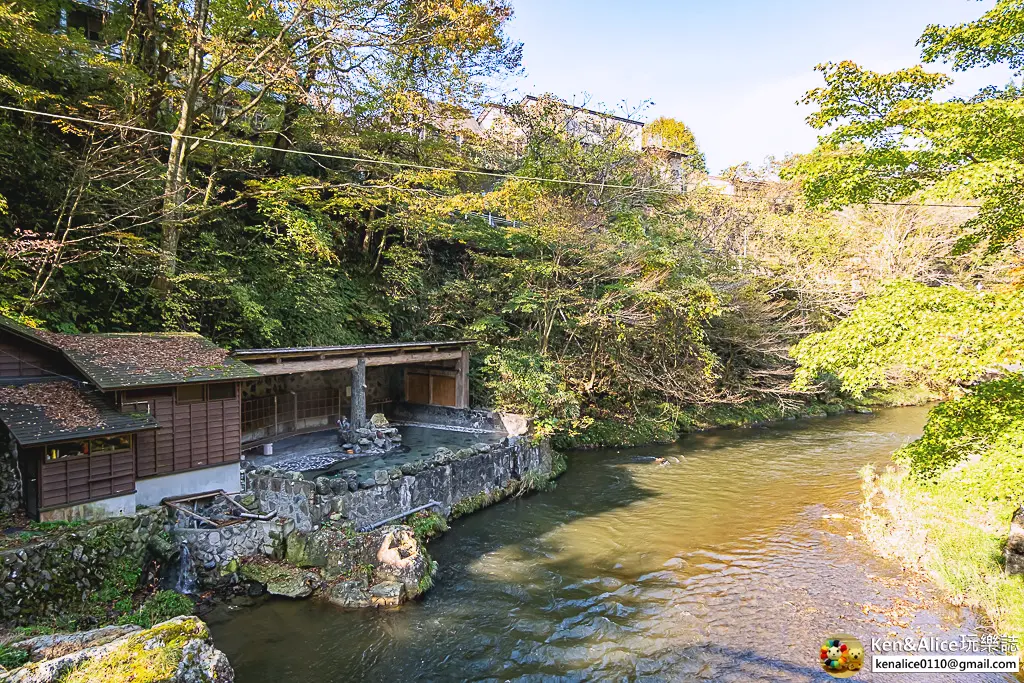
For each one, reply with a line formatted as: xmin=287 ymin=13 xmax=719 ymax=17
xmin=0 ymin=508 xmax=169 ymax=625
xmin=175 ymin=518 xmax=290 ymax=577
xmin=247 ymin=437 xmax=554 ymax=532
xmin=0 ymin=435 xmax=22 ymax=515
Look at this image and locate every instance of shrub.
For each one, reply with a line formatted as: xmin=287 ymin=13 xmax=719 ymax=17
xmin=897 ymin=374 xmax=1024 ymax=479
xmin=118 ymin=591 xmax=195 ymax=628
xmin=0 ymin=643 xmax=29 ymax=669
xmin=792 ymin=282 xmax=1024 ymax=397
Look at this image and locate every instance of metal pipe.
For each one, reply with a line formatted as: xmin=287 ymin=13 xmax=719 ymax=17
xmin=358 ymin=500 xmax=443 ymax=532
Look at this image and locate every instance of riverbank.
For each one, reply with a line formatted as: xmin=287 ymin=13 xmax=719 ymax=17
xmin=859 ymin=375 xmax=1024 ymax=641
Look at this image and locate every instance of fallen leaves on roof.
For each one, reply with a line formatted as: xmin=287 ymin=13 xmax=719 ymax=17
xmin=38 ymin=331 xmax=230 ymax=376
xmin=0 ymin=381 xmax=104 ymax=429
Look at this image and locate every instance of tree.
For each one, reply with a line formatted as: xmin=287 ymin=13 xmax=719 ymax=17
xmin=786 ymin=0 xmax=1024 ymax=254
xmin=120 ymin=0 xmax=521 ymax=291
xmin=642 ymin=116 xmax=706 ymax=173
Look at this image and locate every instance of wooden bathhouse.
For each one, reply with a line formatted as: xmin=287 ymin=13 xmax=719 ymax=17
xmin=0 ymin=315 xmax=473 ymax=522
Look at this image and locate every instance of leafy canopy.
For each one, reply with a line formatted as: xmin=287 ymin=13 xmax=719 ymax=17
xmin=791 ymin=281 xmax=1024 ymax=397
xmin=786 ymin=0 xmax=1024 ymax=252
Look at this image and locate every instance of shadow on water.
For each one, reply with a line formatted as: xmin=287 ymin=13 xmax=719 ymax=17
xmin=209 ymin=408 xmax=1013 ymax=682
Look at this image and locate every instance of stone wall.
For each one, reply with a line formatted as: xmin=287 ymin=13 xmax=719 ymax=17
xmin=0 ymin=508 xmax=169 ymax=625
xmin=247 ymin=437 xmax=554 ymax=532
xmin=0 ymin=433 xmax=22 ymax=515
xmin=175 ymin=518 xmax=289 ymax=579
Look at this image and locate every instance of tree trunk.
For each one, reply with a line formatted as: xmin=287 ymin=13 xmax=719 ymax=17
xmin=155 ymin=0 xmax=209 ymax=293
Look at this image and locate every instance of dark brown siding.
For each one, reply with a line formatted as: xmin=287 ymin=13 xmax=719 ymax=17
xmin=39 ymin=448 xmax=135 ymax=510
xmin=132 ymin=384 xmax=241 ymax=479
xmin=0 ymin=331 xmax=70 ymax=378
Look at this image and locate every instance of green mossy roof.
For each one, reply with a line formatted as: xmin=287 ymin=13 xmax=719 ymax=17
xmin=58 ymin=332 xmax=258 ymax=389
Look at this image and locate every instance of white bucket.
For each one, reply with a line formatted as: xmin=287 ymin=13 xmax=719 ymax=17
xmin=263 ymin=443 xmax=274 ymax=456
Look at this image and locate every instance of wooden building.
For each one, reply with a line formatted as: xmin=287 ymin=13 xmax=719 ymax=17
xmin=0 ymin=316 xmax=476 ymax=521
xmin=233 ymin=341 xmax=472 ymax=444
xmin=0 ymin=316 xmax=257 ymax=521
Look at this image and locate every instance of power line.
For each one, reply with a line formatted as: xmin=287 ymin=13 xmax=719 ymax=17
xmin=0 ymin=104 xmax=985 ymax=209
xmin=0 ymin=104 xmax=678 ymax=194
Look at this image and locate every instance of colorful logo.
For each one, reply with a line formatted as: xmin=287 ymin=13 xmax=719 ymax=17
xmin=819 ymin=635 xmax=864 ymax=678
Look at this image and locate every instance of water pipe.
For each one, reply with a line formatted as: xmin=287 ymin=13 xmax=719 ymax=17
xmin=358 ymin=500 xmax=444 ymax=532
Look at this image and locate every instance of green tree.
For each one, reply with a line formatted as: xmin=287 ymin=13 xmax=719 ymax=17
xmin=642 ymin=116 xmax=706 ymax=173
xmin=786 ymin=0 xmax=1024 ymax=253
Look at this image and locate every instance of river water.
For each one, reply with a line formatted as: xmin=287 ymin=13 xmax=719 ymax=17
xmin=209 ymin=408 xmax=1011 ymax=682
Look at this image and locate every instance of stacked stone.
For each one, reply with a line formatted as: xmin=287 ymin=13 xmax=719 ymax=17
xmin=0 ymin=508 xmax=170 ymax=625
xmin=0 ymin=443 xmax=23 ymax=514
xmin=347 ymin=413 xmax=402 ymax=455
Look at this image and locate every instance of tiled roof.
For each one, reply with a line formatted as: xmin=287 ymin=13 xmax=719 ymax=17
xmin=0 ymin=315 xmax=258 ymax=388
xmin=0 ymin=381 xmax=158 ymax=446
xmin=56 ymin=333 xmax=258 ymax=390
xmin=0 ymin=316 xmax=62 ymax=351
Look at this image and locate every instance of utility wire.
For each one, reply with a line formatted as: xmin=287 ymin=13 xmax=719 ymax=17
xmin=0 ymin=104 xmax=985 ymax=209
xmin=0 ymin=104 xmax=677 ymax=194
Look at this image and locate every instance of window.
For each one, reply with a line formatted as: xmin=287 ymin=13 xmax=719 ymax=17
xmin=208 ymin=383 xmax=236 ymax=401
xmin=176 ymin=384 xmax=205 ymax=404
xmin=46 ymin=442 xmax=88 ymax=461
xmin=90 ymin=435 xmax=132 ymax=454
xmin=67 ymin=9 xmax=103 ymax=41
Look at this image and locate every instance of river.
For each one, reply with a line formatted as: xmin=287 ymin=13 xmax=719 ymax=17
xmin=208 ymin=407 xmax=1011 ymax=682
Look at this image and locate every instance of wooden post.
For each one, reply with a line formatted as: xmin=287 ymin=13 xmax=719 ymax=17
xmin=456 ymin=347 xmax=470 ymax=408
xmin=351 ymin=357 xmax=366 ymax=428
xmin=273 ymin=395 xmax=278 ymax=437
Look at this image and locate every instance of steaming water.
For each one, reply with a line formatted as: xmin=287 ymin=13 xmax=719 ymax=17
xmin=209 ymin=408 xmax=1012 ymax=682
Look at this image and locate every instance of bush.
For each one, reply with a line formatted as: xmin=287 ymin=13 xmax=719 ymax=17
xmin=792 ymin=282 xmax=1024 ymax=397
xmin=408 ymin=511 xmax=449 ymax=542
xmin=118 ymin=591 xmax=195 ymax=628
xmin=897 ymin=374 xmax=1024 ymax=479
xmin=0 ymin=643 xmax=29 ymax=669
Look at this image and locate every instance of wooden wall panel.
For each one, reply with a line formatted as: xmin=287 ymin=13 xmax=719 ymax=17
xmin=431 ymin=375 xmax=457 ymax=407
xmin=0 ymin=332 xmax=70 ymax=378
xmin=40 ymin=450 xmax=135 ymax=510
xmin=132 ymin=385 xmax=241 ymax=479
xmin=406 ymin=372 xmax=430 ymax=405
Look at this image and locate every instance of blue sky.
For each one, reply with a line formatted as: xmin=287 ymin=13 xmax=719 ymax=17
xmin=499 ymin=0 xmax=1010 ymax=173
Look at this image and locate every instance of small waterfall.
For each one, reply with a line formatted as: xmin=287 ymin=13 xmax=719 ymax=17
xmin=174 ymin=542 xmax=198 ymax=595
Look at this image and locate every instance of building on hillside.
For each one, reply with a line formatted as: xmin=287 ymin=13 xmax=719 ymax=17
xmin=0 ymin=316 xmax=475 ymax=522
xmin=464 ymin=95 xmax=704 ymax=190
xmin=467 ymin=95 xmax=645 ymax=152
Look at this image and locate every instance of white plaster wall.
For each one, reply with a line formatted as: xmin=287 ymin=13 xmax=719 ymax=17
xmin=135 ymin=462 xmax=241 ymax=507
xmin=40 ymin=492 xmax=136 ymax=522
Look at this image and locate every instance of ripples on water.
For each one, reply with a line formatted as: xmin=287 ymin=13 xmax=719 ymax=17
xmin=208 ymin=408 xmax=1011 ymax=682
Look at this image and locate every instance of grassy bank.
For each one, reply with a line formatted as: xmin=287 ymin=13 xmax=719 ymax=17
xmin=860 ymin=375 xmax=1024 ymax=638
xmin=554 ymin=397 xmax=867 ymax=449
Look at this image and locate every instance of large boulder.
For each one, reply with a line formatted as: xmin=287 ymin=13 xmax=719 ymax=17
xmin=239 ymin=559 xmax=320 ymax=599
xmin=1005 ymin=506 xmax=1024 ymax=575
xmin=3 ymin=617 xmax=233 ymax=683
xmin=327 ymin=578 xmax=372 ymax=609
xmin=11 ymin=625 xmax=141 ymax=662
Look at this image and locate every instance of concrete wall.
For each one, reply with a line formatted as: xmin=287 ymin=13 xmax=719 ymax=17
xmin=247 ymin=437 xmax=554 ymax=532
xmin=135 ymin=462 xmax=241 ymax=507
xmin=39 ymin=492 xmax=135 ymax=523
